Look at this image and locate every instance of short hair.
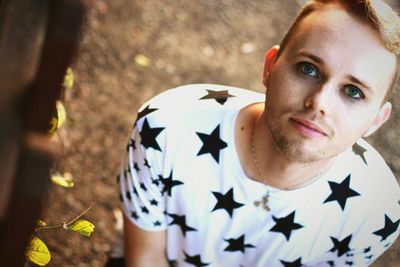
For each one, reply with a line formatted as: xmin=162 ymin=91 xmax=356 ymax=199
xmin=277 ymin=0 xmax=400 ymax=101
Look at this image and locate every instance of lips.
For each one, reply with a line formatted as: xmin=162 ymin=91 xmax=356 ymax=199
xmin=290 ymin=117 xmax=328 ymax=136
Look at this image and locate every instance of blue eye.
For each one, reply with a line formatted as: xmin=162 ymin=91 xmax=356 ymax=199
xmin=298 ymin=62 xmax=318 ymax=78
xmin=344 ymin=85 xmax=364 ymax=100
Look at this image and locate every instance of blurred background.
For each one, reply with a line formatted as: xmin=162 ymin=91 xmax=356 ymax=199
xmin=36 ymin=0 xmax=399 ymax=266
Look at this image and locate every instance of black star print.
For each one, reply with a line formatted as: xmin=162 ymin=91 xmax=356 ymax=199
xmin=154 ymin=220 xmax=162 ymax=227
xmin=211 ymin=188 xmax=244 ymax=218
xmin=224 ymin=234 xmax=255 ymax=253
xmin=345 ymin=261 xmax=354 ymax=266
xmin=327 ymin=261 xmax=335 ymax=266
xmin=150 ymin=199 xmax=158 ymax=206
xmin=269 ymin=211 xmax=304 ymax=241
xmin=183 ymin=251 xmax=210 ymax=266
xmin=126 ymin=138 xmax=136 ymax=152
xmin=140 ymin=182 xmax=147 ymax=191
xmin=352 ymin=143 xmax=367 ymax=165
xmin=280 ymin=257 xmax=303 ymax=267
xmin=133 ymin=187 xmax=138 ymax=196
xmin=363 ymin=247 xmax=371 ymax=253
xmin=136 ymin=104 xmax=158 ymax=122
xmin=141 ymin=206 xmax=149 ymax=214
xmin=133 ymin=162 xmax=140 ymax=172
xmin=365 ymin=255 xmax=373 ymax=260
xmin=160 ymin=170 xmax=184 ymax=196
xmin=144 ymin=158 xmax=151 ymax=168
xmin=196 ymin=125 xmax=227 ymax=163
xmin=167 ymin=258 xmax=178 ymax=267
xmin=373 ymin=214 xmax=400 ymax=241
xmin=323 ymin=174 xmax=360 ymax=211
xmin=131 ymin=211 xmax=139 ymax=220
xmin=140 ymin=118 xmax=165 ymax=151
xmin=125 ymin=191 xmax=132 ymax=200
xmin=152 ymin=175 xmax=161 ymax=186
xmin=199 ymin=89 xmax=235 ymax=105
xmin=329 ymin=234 xmax=352 ymax=257
xmin=168 ymin=213 xmax=197 ymax=237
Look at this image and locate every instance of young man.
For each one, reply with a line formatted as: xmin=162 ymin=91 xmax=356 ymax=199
xmin=118 ymin=0 xmax=400 ymax=266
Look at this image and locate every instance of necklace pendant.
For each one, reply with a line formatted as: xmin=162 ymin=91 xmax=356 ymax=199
xmin=254 ymin=191 xmax=270 ymax=212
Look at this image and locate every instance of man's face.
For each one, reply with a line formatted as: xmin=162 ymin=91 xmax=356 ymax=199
xmin=263 ymin=5 xmax=396 ymax=163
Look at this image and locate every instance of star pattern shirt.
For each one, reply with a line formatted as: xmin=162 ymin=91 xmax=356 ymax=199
xmin=118 ymin=84 xmax=400 ymax=267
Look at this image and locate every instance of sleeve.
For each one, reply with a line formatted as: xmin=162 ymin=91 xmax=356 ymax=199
xmin=330 ymin=164 xmax=399 ymax=266
xmin=118 ymin=110 xmax=169 ymax=231
xmin=340 ymin=203 xmax=399 ymax=266
xmin=315 ymin=143 xmax=400 ymax=267
xmin=350 ymin=177 xmax=399 ymax=266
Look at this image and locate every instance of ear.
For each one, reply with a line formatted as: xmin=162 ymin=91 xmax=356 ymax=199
xmin=363 ymin=101 xmax=392 ymax=137
xmin=262 ymin=45 xmax=280 ymax=88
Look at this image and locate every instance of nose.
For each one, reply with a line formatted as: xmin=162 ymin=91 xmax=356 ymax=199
xmin=304 ymin=83 xmax=334 ymax=115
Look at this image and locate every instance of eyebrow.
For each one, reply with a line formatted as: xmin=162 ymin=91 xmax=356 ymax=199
xmin=296 ymin=50 xmax=374 ymax=94
xmin=297 ymin=51 xmax=324 ymax=65
xmin=347 ymin=75 xmax=374 ymax=94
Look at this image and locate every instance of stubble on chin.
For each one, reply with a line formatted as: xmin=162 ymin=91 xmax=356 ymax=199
xmin=264 ymin=113 xmax=329 ymax=163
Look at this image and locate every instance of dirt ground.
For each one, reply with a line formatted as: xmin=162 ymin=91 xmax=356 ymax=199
xmin=37 ymin=0 xmax=399 ymax=266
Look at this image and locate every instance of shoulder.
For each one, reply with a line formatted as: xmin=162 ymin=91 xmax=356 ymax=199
xmin=350 ymin=138 xmax=396 ymax=181
xmin=135 ymin=83 xmax=264 ymax=126
xmin=139 ymin=84 xmax=263 ymax=114
xmin=343 ymin=138 xmax=399 ymax=208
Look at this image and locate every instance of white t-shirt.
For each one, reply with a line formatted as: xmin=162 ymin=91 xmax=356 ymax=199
xmin=119 ymin=84 xmax=400 ymax=267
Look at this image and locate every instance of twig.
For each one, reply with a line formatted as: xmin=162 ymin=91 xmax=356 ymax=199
xmin=35 ymin=202 xmax=94 ymax=232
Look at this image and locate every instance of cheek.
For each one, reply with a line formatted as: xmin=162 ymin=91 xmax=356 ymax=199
xmin=334 ymin=110 xmax=376 ymax=138
xmin=268 ymin=70 xmax=302 ymax=102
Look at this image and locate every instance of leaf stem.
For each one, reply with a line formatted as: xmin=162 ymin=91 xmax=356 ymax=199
xmin=66 ymin=202 xmax=94 ymax=225
xmin=35 ymin=202 xmax=94 ymax=232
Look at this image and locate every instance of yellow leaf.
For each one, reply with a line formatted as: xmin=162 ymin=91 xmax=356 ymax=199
xmin=67 ymin=220 xmax=95 ymax=237
xmin=55 ymin=101 xmax=66 ymax=129
xmin=37 ymin=220 xmax=47 ymax=227
xmin=134 ymin=54 xmax=151 ymax=67
xmin=48 ymin=101 xmax=67 ymax=134
xmin=63 ymin=68 xmax=74 ymax=89
xmin=50 ymin=171 xmax=74 ymax=188
xmin=26 ymin=237 xmax=51 ymax=266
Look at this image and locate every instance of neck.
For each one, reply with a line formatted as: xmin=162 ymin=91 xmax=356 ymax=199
xmin=237 ymin=103 xmax=335 ymax=190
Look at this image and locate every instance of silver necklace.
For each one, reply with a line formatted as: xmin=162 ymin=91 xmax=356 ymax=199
xmin=250 ymin=119 xmax=271 ymax=211
xmin=250 ymin=116 xmax=326 ymax=212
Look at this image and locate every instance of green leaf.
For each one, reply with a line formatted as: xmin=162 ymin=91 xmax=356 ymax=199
xmin=26 ymin=237 xmax=51 ymax=266
xmin=67 ymin=220 xmax=95 ymax=237
xmin=50 ymin=171 xmax=74 ymax=188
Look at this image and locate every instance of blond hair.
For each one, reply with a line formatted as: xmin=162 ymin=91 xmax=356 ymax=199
xmin=278 ymin=0 xmax=400 ymax=100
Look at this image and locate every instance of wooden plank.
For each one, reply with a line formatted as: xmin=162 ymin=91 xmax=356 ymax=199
xmin=0 ymin=0 xmax=86 ymax=265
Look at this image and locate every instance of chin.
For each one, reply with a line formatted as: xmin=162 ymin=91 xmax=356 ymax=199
xmin=281 ymin=145 xmax=326 ymax=163
xmin=273 ymin=135 xmax=333 ymax=163
xmin=266 ymin=115 xmax=346 ymax=163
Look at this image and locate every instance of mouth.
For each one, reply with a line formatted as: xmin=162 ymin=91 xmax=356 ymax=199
xmin=289 ymin=117 xmax=328 ymax=138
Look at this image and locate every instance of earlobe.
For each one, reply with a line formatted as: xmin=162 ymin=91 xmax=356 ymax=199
xmin=262 ymin=45 xmax=280 ymax=88
xmin=363 ymin=102 xmax=392 ymax=137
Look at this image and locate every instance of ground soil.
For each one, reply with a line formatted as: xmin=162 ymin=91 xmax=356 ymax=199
xmin=37 ymin=0 xmax=399 ymax=266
